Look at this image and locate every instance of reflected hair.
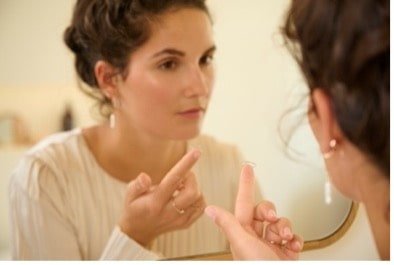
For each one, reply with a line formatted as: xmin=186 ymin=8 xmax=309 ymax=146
xmin=64 ymin=0 xmax=209 ymax=118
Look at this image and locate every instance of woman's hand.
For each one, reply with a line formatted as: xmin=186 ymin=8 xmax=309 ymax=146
xmin=118 ymin=149 xmax=206 ymax=246
xmin=204 ymin=164 xmax=303 ymax=260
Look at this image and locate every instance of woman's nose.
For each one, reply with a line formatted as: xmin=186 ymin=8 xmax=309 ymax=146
xmin=184 ymin=67 xmax=211 ymax=97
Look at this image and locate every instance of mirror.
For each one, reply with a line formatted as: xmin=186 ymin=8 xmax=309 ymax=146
xmin=0 ymin=0 xmax=355 ymax=260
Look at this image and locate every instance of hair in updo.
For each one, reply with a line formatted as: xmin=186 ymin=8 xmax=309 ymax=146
xmin=64 ymin=0 xmax=209 ymax=117
xmin=282 ymin=0 xmax=389 ymax=177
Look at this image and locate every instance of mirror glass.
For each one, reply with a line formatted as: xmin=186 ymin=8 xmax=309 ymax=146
xmin=0 ymin=0 xmax=352 ymax=259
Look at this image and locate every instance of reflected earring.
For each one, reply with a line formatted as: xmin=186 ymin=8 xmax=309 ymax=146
xmin=109 ymin=113 xmax=115 ymax=129
xmin=109 ymin=98 xmax=119 ymax=129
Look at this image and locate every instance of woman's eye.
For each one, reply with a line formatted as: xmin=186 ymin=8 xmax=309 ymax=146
xmin=159 ymin=60 xmax=178 ymax=70
xmin=200 ymin=55 xmax=214 ymax=66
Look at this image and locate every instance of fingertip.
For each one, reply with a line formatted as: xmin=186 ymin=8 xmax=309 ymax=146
xmin=267 ymin=209 xmax=278 ymax=221
xmin=139 ymin=172 xmax=151 ymax=187
xmin=290 ymin=240 xmax=303 ymax=252
xmin=281 ymin=227 xmax=293 ymax=240
xmin=241 ymin=163 xmax=255 ymax=182
xmin=204 ymin=206 xmax=216 ymax=222
xmin=131 ymin=172 xmax=151 ymax=192
xmin=191 ymin=148 xmax=202 ymax=159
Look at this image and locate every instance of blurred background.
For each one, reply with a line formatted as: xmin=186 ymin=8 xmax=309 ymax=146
xmin=0 ymin=0 xmax=367 ymax=260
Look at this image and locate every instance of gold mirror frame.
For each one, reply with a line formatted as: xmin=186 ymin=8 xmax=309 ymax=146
xmin=169 ymin=201 xmax=359 ymax=260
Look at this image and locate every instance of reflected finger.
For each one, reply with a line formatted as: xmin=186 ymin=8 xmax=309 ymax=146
xmin=183 ymin=197 xmax=206 ymax=227
xmin=155 ymin=149 xmax=201 ymax=203
xmin=168 ymin=196 xmax=205 ymax=229
xmin=126 ymin=173 xmax=152 ymax=203
xmin=170 ymin=172 xmax=200 ymax=210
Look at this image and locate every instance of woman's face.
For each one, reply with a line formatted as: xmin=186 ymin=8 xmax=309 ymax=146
xmin=117 ymin=8 xmax=215 ymax=140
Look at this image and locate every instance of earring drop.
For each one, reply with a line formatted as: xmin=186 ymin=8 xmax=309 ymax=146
xmin=109 ymin=113 xmax=115 ymax=129
xmin=323 ymin=139 xmax=337 ymax=159
xmin=109 ymin=97 xmax=119 ymax=129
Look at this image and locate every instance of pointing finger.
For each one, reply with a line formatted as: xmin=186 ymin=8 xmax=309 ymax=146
xmin=155 ymin=149 xmax=201 ymax=203
xmin=235 ymin=164 xmax=256 ymax=225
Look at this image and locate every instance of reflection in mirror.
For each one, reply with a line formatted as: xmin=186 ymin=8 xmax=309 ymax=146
xmin=0 ymin=0 xmax=355 ymax=260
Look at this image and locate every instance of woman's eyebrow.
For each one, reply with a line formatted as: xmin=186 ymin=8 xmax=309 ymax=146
xmin=151 ymin=45 xmax=216 ymax=59
xmin=151 ymin=48 xmax=185 ymax=58
xmin=203 ymin=45 xmax=216 ymax=55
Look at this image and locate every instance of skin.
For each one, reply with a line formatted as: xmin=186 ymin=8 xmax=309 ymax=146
xmin=88 ymin=8 xmax=215 ymax=184
xmin=82 ymin=8 xmax=216 ymax=246
xmin=205 ymin=164 xmax=304 ymax=260
xmin=205 ymin=89 xmax=389 ymax=260
xmin=86 ymin=6 xmax=305 ymax=254
xmin=309 ymin=90 xmax=390 ymax=260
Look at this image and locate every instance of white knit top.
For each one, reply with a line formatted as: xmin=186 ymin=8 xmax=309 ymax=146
xmin=9 ymin=128 xmax=254 ymax=260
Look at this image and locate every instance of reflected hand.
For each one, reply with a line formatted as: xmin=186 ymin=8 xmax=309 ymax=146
xmin=205 ymin=164 xmax=303 ymax=260
xmin=118 ymin=149 xmax=206 ymax=246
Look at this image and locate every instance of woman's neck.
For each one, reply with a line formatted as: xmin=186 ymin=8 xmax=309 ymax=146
xmin=357 ymin=164 xmax=390 ymax=260
xmin=83 ymin=124 xmax=188 ymax=185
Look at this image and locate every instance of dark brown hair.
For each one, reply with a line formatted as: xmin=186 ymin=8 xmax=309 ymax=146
xmin=64 ymin=0 xmax=209 ymax=117
xmin=282 ymin=0 xmax=390 ymax=177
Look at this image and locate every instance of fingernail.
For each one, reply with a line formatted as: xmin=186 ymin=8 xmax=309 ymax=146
xmin=293 ymin=241 xmax=302 ymax=251
xmin=134 ymin=181 xmax=142 ymax=190
xmin=138 ymin=174 xmax=147 ymax=189
xmin=204 ymin=207 xmax=216 ymax=221
xmin=283 ymin=227 xmax=293 ymax=238
xmin=193 ymin=149 xmax=201 ymax=159
xmin=268 ymin=209 xmax=277 ymax=219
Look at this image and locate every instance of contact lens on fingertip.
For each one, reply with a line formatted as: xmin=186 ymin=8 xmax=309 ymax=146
xmin=242 ymin=161 xmax=256 ymax=168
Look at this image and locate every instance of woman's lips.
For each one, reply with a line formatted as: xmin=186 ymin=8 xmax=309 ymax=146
xmin=177 ymin=108 xmax=204 ymax=119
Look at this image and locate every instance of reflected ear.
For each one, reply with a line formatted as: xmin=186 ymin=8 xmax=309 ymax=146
xmin=94 ymin=60 xmax=119 ymax=98
xmin=311 ymin=89 xmax=342 ymax=154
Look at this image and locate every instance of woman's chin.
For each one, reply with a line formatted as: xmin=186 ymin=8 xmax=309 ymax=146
xmin=172 ymin=126 xmax=202 ymax=140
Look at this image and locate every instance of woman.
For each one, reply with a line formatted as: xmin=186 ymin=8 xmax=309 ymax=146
xmin=205 ymin=0 xmax=390 ymax=260
xmin=8 ymin=0 xmax=257 ymax=260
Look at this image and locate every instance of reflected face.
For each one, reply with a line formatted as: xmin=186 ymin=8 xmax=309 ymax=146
xmin=117 ymin=8 xmax=215 ymax=140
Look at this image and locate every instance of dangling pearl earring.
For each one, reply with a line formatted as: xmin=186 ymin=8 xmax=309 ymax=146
xmin=109 ymin=97 xmax=119 ymax=129
xmin=109 ymin=113 xmax=115 ymax=129
xmin=322 ymin=139 xmax=337 ymax=204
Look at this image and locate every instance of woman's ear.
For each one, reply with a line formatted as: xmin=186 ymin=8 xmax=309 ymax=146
xmin=310 ymin=89 xmax=342 ymax=154
xmin=94 ymin=60 xmax=119 ymax=98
